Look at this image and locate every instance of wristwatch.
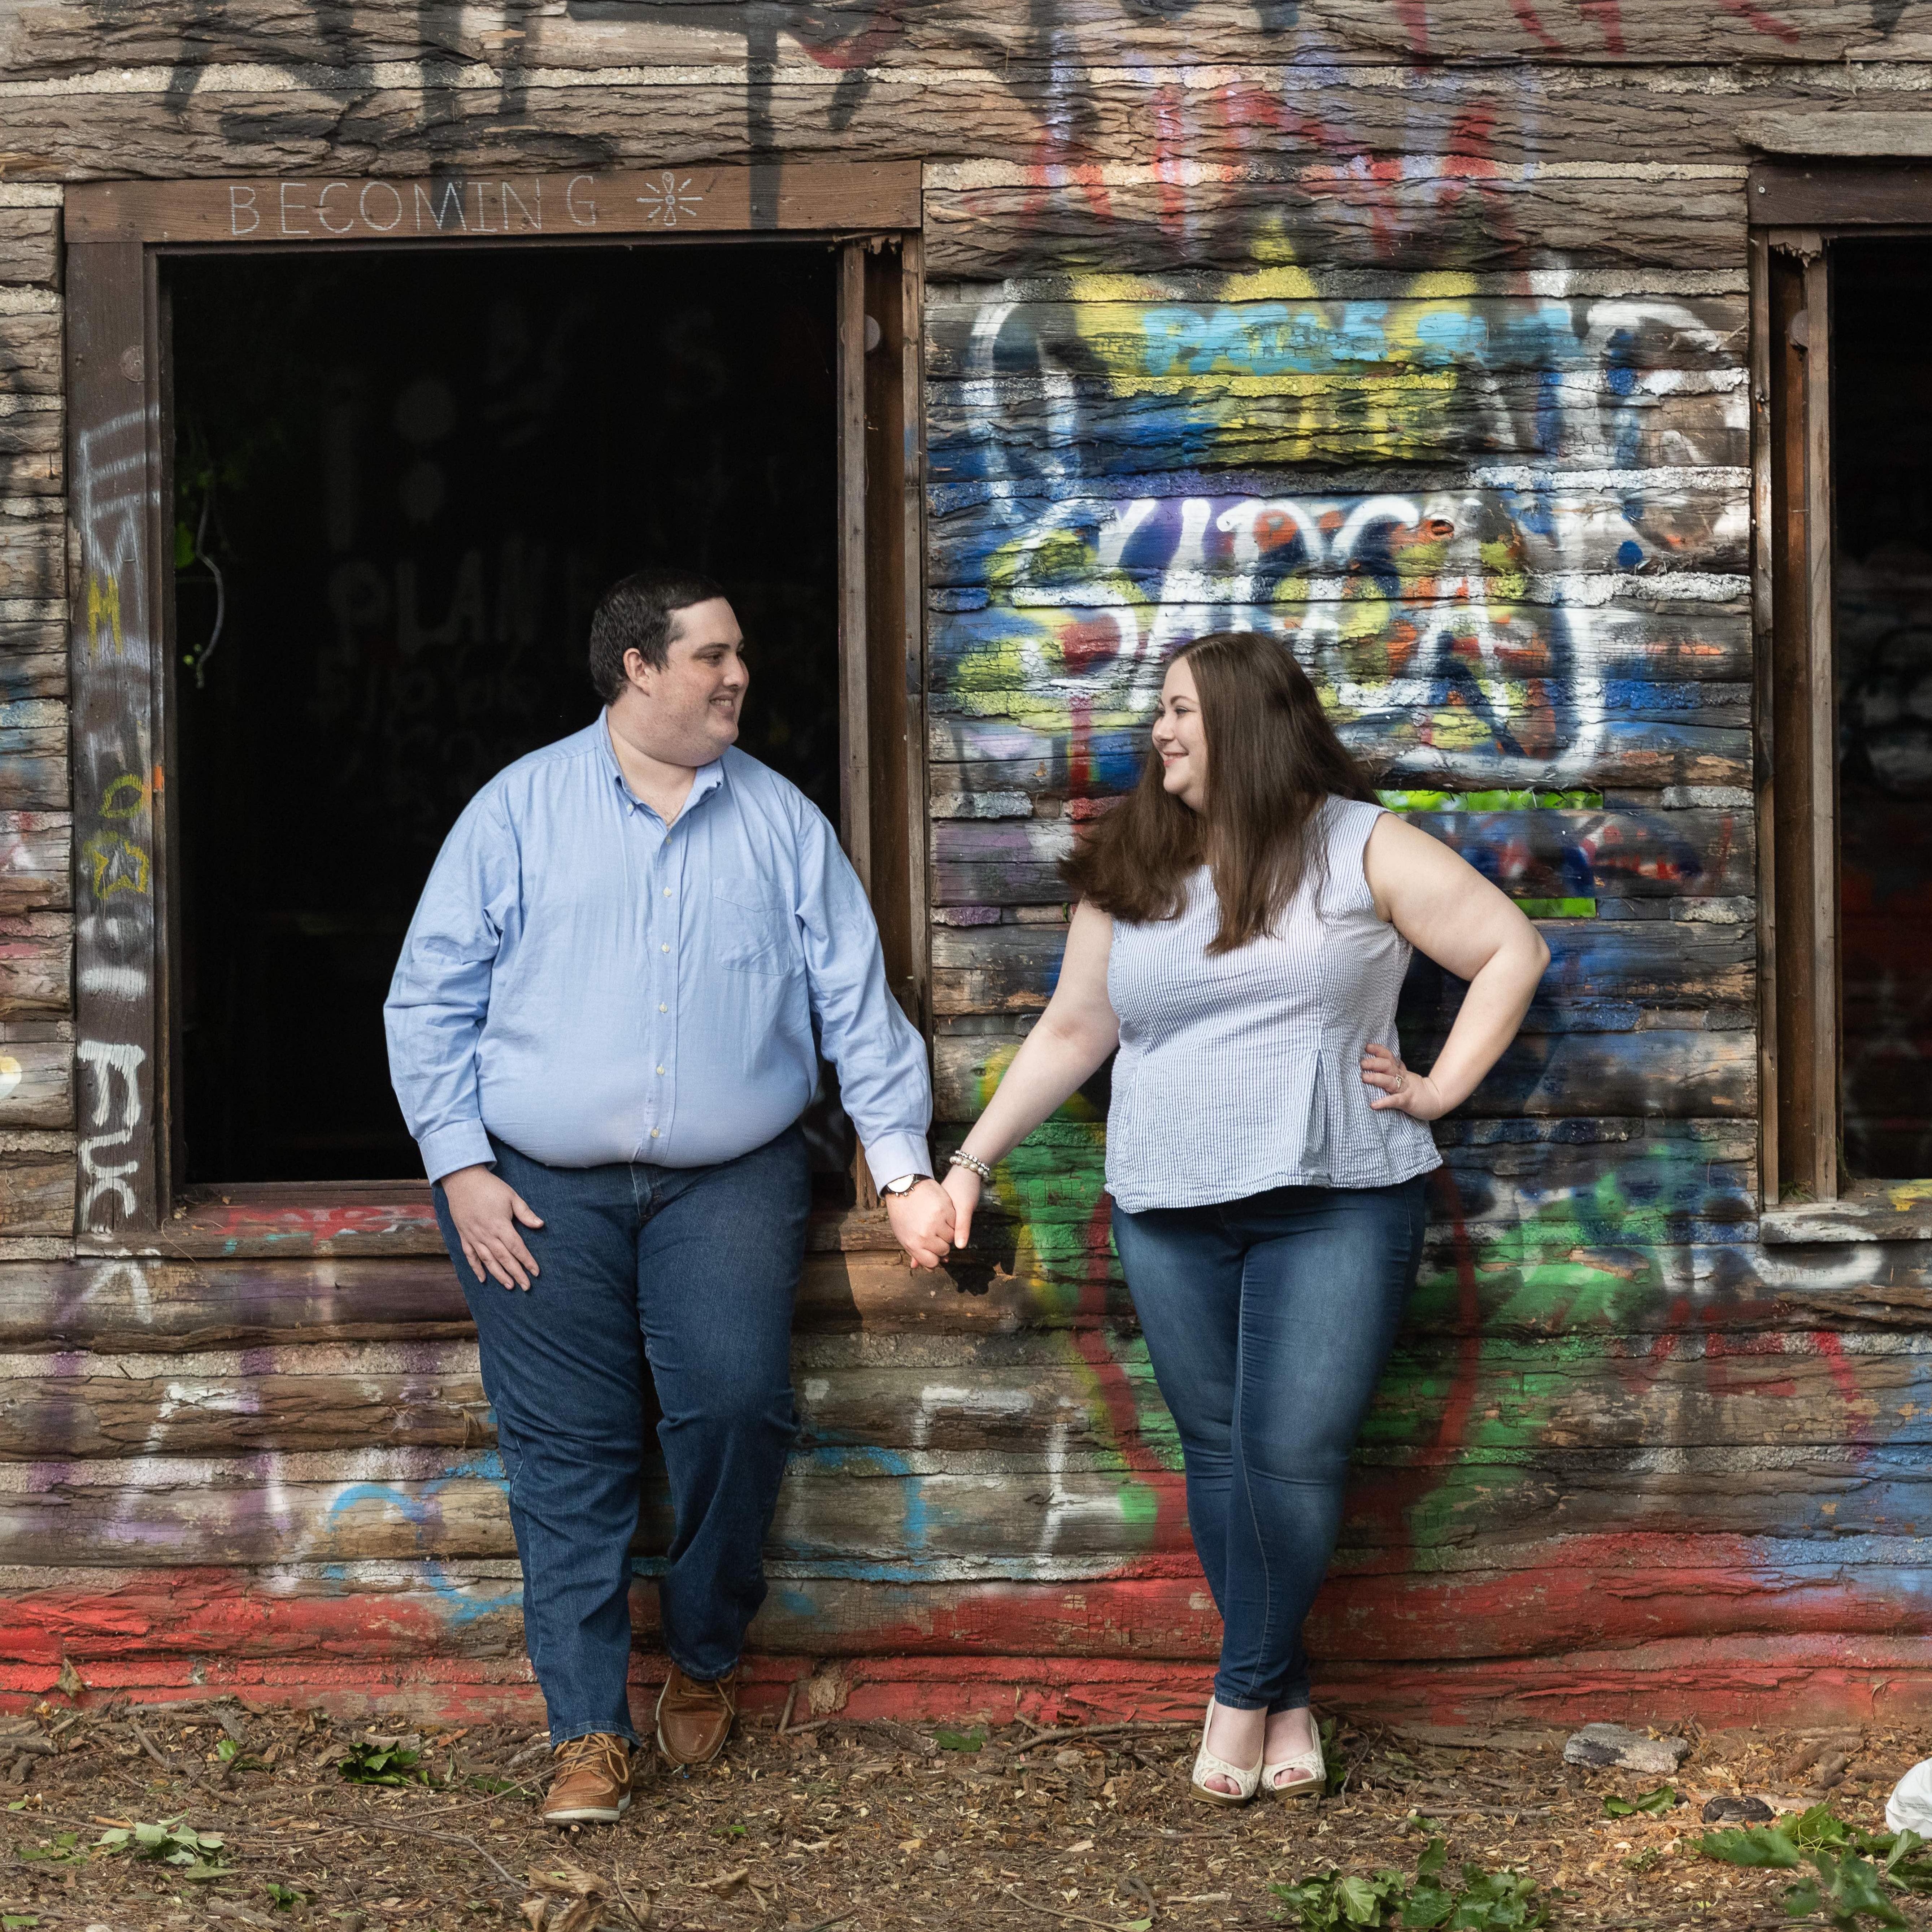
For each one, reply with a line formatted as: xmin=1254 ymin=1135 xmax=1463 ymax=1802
xmin=879 ymin=1174 xmax=919 ymax=1197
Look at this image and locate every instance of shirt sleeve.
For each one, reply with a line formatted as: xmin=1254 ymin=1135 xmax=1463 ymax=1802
xmin=793 ymin=800 xmax=934 ymax=1186
xmin=384 ymin=792 xmax=520 ymax=1185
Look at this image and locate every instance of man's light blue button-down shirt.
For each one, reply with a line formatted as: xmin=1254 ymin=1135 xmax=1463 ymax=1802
xmin=384 ymin=719 xmax=934 ymax=1187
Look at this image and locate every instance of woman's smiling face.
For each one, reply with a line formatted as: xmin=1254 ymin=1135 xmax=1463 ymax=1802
xmin=1151 ymin=654 xmax=1208 ymax=811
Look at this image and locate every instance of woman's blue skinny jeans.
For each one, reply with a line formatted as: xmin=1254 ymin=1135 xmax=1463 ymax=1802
xmin=1111 ymin=1176 xmax=1429 ymax=1715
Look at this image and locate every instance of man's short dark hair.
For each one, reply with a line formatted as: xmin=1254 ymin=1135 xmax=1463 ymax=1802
xmin=587 ymin=568 xmax=730 ymax=704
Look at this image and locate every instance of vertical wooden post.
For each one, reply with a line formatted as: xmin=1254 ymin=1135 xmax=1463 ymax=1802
xmin=1801 ymin=248 xmax=1838 ymax=1202
xmin=897 ymin=233 xmax=930 ymax=1037
xmin=1750 ymin=231 xmax=1779 ymax=1210
xmin=67 ymin=242 xmax=162 ymax=1236
xmin=837 ymin=240 xmax=877 ymax=1209
xmin=863 ymin=236 xmax=930 ymax=1035
xmin=836 ymin=241 xmax=872 ymax=896
xmin=1768 ymin=231 xmax=1837 ymax=1206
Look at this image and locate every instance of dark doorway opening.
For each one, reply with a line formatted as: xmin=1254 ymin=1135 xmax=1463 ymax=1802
xmin=1833 ymin=240 xmax=1932 ymax=1180
xmin=167 ymin=243 xmax=840 ymax=1185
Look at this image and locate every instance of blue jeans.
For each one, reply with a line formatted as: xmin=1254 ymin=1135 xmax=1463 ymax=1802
xmin=1111 ymin=1178 xmax=1428 ymax=1714
xmin=434 ymin=1126 xmax=810 ymax=1746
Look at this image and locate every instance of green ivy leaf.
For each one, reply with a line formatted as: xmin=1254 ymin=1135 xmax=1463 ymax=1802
xmin=1790 ymin=1805 xmax=1857 ymax=1853
xmin=338 ymin=1742 xmax=426 ymax=1786
xmin=1787 ymin=1849 xmax=1907 ymax=1928
xmin=1604 ymin=1785 xmax=1678 ymax=1817
xmin=1699 ymin=1824 xmax=1804 ymax=1869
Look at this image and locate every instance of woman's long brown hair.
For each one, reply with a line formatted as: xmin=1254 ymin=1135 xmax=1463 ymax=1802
xmin=1058 ymin=631 xmax=1379 ymax=954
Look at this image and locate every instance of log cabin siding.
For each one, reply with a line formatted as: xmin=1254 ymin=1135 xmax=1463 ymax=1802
xmin=0 ymin=1 xmax=1924 ymax=1727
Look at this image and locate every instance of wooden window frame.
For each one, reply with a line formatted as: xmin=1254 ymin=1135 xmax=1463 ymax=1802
xmin=64 ymin=164 xmax=928 ymax=1254
xmin=1754 ymin=161 xmax=1932 ymax=1240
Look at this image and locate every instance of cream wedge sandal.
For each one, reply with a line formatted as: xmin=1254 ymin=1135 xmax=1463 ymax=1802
xmin=1189 ymin=1703 xmax=1263 ymax=1807
xmin=1262 ymin=1714 xmax=1325 ymax=1800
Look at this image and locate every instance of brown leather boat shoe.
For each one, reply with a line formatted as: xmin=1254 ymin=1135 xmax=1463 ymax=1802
xmin=539 ymin=1732 xmax=632 ymax=1826
xmin=655 ymin=1663 xmax=740 ymax=1767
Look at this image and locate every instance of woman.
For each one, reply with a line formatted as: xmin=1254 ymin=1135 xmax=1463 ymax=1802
xmin=939 ymin=632 xmax=1548 ymax=1806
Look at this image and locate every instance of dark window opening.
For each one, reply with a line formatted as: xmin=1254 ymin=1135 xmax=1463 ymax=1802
xmin=1834 ymin=240 xmax=1932 ymax=1180
xmin=167 ymin=244 xmax=842 ymax=1187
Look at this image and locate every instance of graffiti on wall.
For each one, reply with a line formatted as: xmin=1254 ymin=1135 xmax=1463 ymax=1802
xmin=933 ymin=280 xmax=1745 ymax=791
xmin=72 ymin=406 xmax=159 ymax=1234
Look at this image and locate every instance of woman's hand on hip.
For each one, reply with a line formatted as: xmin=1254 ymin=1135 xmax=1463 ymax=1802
xmin=1361 ymin=1042 xmax=1448 ymax=1122
xmin=940 ymin=1165 xmax=983 ymax=1248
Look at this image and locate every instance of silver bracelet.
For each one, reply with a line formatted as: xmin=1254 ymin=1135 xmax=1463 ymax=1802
xmin=948 ymin=1149 xmax=993 ymax=1182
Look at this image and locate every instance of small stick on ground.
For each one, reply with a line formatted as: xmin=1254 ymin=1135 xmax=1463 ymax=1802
xmin=1001 ymin=1884 xmax=1149 ymax=1930
xmin=351 ymin=1817 xmax=521 ymax=1891
xmin=607 ymin=1861 xmax=650 ymax=1928
xmin=777 ymin=1679 xmax=800 ymax=1737
xmin=125 ymin=1719 xmax=234 ymax=1807
xmin=1008 ymin=1721 xmax=1199 ymax=1755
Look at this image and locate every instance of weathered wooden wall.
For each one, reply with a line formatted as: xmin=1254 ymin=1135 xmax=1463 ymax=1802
xmin=0 ymin=0 xmax=1927 ymax=1727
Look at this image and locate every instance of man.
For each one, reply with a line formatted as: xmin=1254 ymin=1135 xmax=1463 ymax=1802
xmin=385 ymin=569 xmax=955 ymax=1826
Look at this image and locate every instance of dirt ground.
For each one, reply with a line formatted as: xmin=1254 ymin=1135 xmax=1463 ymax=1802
xmin=0 ymin=1697 xmax=1920 ymax=1930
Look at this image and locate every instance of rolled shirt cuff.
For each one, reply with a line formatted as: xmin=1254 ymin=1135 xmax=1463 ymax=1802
xmin=862 ymin=1133 xmax=932 ymax=1189
xmin=418 ymin=1119 xmax=496 ymax=1187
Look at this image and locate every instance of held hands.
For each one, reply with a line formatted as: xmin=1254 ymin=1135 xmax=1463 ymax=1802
xmin=441 ymin=1163 xmax=545 ymax=1290
xmin=940 ymin=1163 xmax=982 ymax=1250
xmin=1360 ymin=1042 xmax=1448 ymax=1122
xmin=886 ymin=1178 xmax=958 ymax=1271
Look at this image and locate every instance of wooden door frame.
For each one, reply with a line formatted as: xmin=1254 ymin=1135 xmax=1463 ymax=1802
xmin=1753 ymin=160 xmax=1932 ymax=1240
xmin=64 ymin=164 xmax=928 ymax=1250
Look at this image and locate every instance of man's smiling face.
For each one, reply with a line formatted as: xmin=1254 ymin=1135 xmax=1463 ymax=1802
xmin=623 ymin=596 xmax=748 ymax=766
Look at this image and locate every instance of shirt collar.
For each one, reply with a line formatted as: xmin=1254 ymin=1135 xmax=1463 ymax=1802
xmin=598 ymin=714 xmax=726 ymax=818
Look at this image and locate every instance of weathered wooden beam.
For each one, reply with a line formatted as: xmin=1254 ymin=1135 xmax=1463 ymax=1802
xmin=0 ymin=1038 xmax=69 ymax=1130
xmin=0 ymin=400 xmax=61 ymax=498
xmin=935 ymin=918 xmax=1753 ymax=1019
xmin=937 ymin=1025 xmax=1753 ymax=1120
xmin=0 ymin=1642 xmax=1922 ymax=1733
xmin=0 ymin=814 xmax=71 ymax=913
xmin=928 ymin=375 xmax=1744 ymax=478
xmin=931 ymin=808 xmax=1754 ymax=905
xmin=81 ymin=1191 xmax=915 ymax=1262
xmin=0 ymin=915 xmax=70 ymax=1014
xmin=0 ymin=1434 xmax=1923 ymax=1571
xmin=6 ymin=1537 xmax=1932 ymax=1672
xmin=0 ymin=60 xmax=1896 ymax=194
xmin=0 ymin=1144 xmax=74 ymax=1237
xmin=0 ymin=315 xmax=59 ymax=398
xmin=925 ymin=295 xmax=1748 ymax=382
xmin=0 ymin=502 xmax=60 ymax=602
xmin=928 ymin=489 xmax=1751 ymax=591
xmin=0 ymin=710 xmax=65 ymax=812
xmin=936 ymin=678 xmax=1748 ymax=744
xmin=0 ymin=211 xmax=59 ymax=292
xmin=2 ymin=1327 xmax=1919 ymax=1463
xmin=925 ymin=179 xmax=1750 ymax=279
xmin=0 ymin=3 xmax=1909 ymax=78
xmin=932 ymin=714 xmax=1750 ymax=795
xmin=943 ymin=1114 xmax=1759 ymax=1261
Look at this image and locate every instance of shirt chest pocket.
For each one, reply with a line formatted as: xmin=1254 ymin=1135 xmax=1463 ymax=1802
xmin=709 ymin=878 xmax=796 ymax=976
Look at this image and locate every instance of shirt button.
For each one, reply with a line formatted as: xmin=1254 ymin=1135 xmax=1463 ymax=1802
xmin=658 ymin=1002 xmax=667 ymax=1013
xmin=656 ymin=1066 xmax=665 ymax=1076
xmin=650 ymin=1128 xmax=660 ymax=1139
xmin=663 ymin=887 xmax=672 ymax=897
xmin=661 ymin=943 xmax=670 ymax=953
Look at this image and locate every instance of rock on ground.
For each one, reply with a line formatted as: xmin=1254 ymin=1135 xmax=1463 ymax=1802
xmin=1563 ymin=1722 xmax=1692 ymax=1776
